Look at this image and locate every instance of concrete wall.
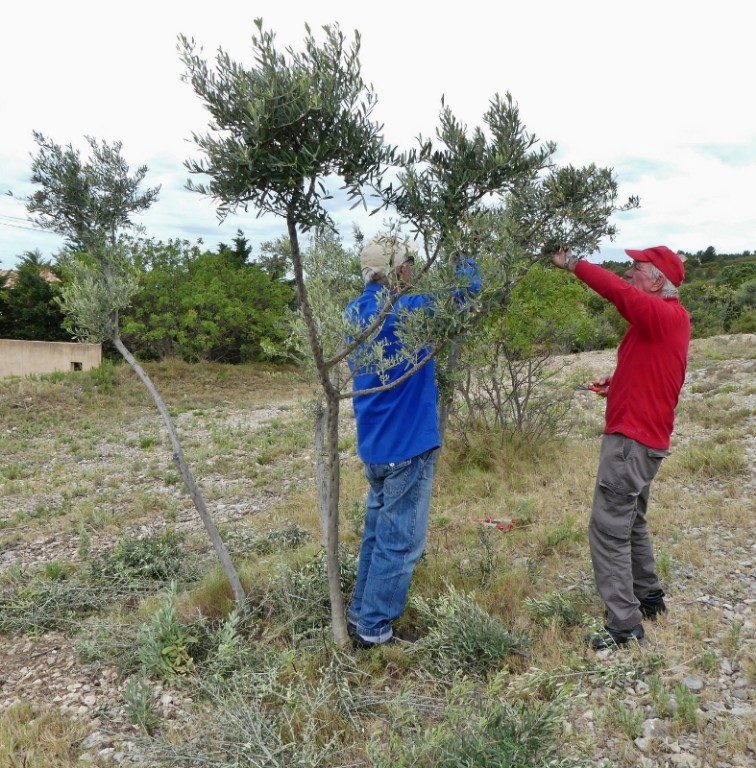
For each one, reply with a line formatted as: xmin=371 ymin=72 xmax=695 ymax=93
xmin=0 ymin=339 xmax=102 ymax=378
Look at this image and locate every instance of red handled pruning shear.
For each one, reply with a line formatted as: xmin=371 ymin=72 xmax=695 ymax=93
xmin=481 ymin=517 xmax=519 ymax=532
xmin=576 ymin=381 xmax=609 ymax=396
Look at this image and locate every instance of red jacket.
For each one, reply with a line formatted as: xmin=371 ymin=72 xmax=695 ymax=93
xmin=575 ymin=261 xmax=691 ymax=450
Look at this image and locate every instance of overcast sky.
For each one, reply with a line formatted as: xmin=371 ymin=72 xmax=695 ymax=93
xmin=1 ymin=0 xmax=753 ymax=270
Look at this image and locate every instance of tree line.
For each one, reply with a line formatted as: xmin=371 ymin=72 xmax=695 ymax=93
xmin=3 ymin=240 xmax=754 ymax=353
xmin=0 ymin=234 xmax=295 ymax=361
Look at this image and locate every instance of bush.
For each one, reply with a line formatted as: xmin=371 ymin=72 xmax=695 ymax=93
xmin=120 ymin=240 xmax=295 ymax=363
xmin=369 ymin=673 xmax=566 ymax=768
xmin=410 ymin=585 xmax=529 ymax=678
xmin=136 ymin=587 xmax=197 ymax=679
xmin=95 ymin=530 xmax=187 ymax=582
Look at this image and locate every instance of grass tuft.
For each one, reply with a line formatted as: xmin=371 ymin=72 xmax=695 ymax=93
xmin=410 ymin=585 xmax=529 ymax=677
xmin=0 ymin=701 xmax=90 ymax=767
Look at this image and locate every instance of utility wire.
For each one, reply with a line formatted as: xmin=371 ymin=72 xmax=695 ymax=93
xmin=0 ymin=221 xmax=48 ymax=233
xmin=0 ymin=214 xmax=57 ymax=235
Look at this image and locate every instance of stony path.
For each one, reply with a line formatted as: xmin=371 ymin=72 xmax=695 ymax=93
xmin=570 ymin=524 xmax=755 ymax=768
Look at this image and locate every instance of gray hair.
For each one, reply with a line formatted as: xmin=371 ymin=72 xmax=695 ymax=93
xmin=363 ymin=269 xmax=390 ymax=286
xmin=648 ymin=263 xmax=679 ymax=298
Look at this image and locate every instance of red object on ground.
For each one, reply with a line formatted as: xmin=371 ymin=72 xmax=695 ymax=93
xmin=481 ymin=517 xmax=516 ymax=532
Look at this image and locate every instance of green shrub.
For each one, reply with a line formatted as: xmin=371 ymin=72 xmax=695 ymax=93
xmin=123 ymin=676 xmax=160 ymax=734
xmin=370 ymin=673 xmax=566 ymax=768
xmin=96 ymin=530 xmax=186 ymax=582
xmin=249 ymin=523 xmax=312 ymax=555
xmin=136 ymin=588 xmax=197 ymax=680
xmin=411 ymin=585 xmax=529 ymax=677
xmin=249 ymin=549 xmax=358 ymax=641
xmin=523 ymin=590 xmax=589 ymax=628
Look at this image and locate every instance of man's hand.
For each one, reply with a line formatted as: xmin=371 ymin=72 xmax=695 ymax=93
xmin=593 ymin=374 xmax=612 ymax=397
xmin=551 ymin=248 xmax=571 ymax=270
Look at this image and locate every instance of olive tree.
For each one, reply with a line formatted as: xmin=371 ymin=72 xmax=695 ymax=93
xmin=25 ymin=133 xmax=246 ymax=609
xmin=180 ymin=20 xmax=635 ymax=646
xmin=180 ymin=20 xmax=398 ymax=646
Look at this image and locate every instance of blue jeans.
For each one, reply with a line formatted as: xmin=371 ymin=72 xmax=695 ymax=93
xmin=348 ymin=448 xmax=438 ymax=643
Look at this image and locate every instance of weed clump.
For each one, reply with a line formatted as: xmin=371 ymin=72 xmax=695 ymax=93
xmin=410 ymin=585 xmax=529 ymax=677
xmin=94 ymin=530 xmax=187 ymax=582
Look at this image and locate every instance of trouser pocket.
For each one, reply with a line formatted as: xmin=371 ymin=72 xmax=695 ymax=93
xmin=592 ymin=434 xmax=639 ymax=540
xmin=593 ymin=480 xmax=638 ymax=539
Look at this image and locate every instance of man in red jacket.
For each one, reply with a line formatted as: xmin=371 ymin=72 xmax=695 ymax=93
xmin=551 ymin=245 xmax=691 ymax=648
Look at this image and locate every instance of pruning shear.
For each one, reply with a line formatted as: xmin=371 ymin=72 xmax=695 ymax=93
xmin=481 ymin=517 xmax=518 ymax=532
xmin=576 ymin=381 xmax=609 ymax=397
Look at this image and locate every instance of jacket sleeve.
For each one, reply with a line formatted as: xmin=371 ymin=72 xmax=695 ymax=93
xmin=401 ymin=256 xmax=482 ymax=313
xmin=574 ymin=261 xmax=677 ymax=336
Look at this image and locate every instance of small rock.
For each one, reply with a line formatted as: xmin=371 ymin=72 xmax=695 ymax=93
xmin=642 ymin=718 xmax=669 ymax=740
xmin=81 ymin=731 xmax=111 ymax=750
xmin=683 ymin=676 xmax=704 ymax=692
xmin=732 ymin=689 xmax=749 ymax=701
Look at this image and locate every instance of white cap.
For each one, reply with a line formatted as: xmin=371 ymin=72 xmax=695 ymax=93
xmin=360 ymin=236 xmax=416 ymax=283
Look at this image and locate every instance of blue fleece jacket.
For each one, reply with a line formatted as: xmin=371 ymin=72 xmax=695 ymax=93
xmin=345 ymin=259 xmax=480 ymax=464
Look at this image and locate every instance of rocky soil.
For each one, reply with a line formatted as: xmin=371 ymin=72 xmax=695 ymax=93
xmin=0 ymin=335 xmax=754 ymax=767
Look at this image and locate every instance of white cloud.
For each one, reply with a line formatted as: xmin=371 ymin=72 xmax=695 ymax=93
xmin=1 ymin=0 xmax=754 ymax=268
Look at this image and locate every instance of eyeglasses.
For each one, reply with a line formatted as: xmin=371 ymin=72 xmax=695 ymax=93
xmin=630 ymin=260 xmax=650 ymax=272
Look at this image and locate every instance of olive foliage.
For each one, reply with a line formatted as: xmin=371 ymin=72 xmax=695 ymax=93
xmin=25 ymin=133 xmax=246 ymax=610
xmin=180 ymin=20 xmax=636 ymax=645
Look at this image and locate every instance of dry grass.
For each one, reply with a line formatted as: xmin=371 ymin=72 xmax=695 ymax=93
xmin=0 ymin=336 xmax=754 ymax=767
xmin=0 ymin=701 xmax=91 ymax=768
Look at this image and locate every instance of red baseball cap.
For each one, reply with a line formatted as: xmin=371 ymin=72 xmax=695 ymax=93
xmin=624 ymin=245 xmax=685 ymax=287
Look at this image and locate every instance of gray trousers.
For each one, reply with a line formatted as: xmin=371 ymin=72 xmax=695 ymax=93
xmin=589 ymin=433 xmax=668 ymax=631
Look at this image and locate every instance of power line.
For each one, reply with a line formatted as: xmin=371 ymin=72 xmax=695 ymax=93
xmin=0 ymin=222 xmax=37 ymax=232
xmin=0 ymin=217 xmax=58 ymax=235
xmin=0 ymin=213 xmax=30 ymax=223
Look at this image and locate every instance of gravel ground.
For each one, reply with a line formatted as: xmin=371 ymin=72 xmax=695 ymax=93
xmin=1 ymin=336 xmax=754 ymax=767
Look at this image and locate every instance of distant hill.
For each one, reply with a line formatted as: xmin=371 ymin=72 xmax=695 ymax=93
xmin=598 ymin=249 xmax=756 ymax=284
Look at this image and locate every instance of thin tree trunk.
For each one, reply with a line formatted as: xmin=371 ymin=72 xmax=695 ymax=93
xmin=111 ymin=334 xmax=246 ymax=610
xmin=286 ymin=218 xmax=349 ymax=646
xmin=314 ymin=389 xmax=348 ymax=647
xmin=438 ymin=340 xmax=462 ymax=443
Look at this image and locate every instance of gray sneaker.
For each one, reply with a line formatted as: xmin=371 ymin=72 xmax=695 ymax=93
xmin=352 ymin=629 xmax=417 ymax=650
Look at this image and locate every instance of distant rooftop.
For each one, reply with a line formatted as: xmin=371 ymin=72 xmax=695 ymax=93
xmin=0 ymin=268 xmax=60 ymax=287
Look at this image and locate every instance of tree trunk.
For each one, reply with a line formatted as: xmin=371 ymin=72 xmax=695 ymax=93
xmin=111 ymin=334 xmax=246 ymax=610
xmin=286 ymin=218 xmax=348 ymax=646
xmin=314 ymin=389 xmax=349 ymax=647
xmin=438 ymin=340 xmax=462 ymax=443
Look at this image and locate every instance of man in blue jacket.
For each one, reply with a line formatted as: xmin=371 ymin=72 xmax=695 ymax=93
xmin=346 ymin=235 xmax=479 ymax=649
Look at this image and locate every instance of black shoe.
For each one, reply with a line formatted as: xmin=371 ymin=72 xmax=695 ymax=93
xmin=639 ymin=590 xmax=667 ymax=620
xmin=352 ymin=629 xmax=417 ymax=650
xmin=587 ymin=623 xmax=645 ymax=650
xmin=347 ymin=620 xmax=357 ymax=637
